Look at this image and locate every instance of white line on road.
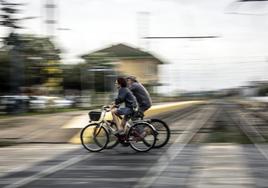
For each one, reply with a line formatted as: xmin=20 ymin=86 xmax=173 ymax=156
xmin=133 ymin=107 xmax=216 ymax=188
xmin=3 ymin=153 xmax=92 ymax=188
xmin=61 ymin=101 xmax=204 ymax=129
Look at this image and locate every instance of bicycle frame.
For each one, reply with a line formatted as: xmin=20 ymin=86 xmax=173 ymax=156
xmin=89 ymin=106 xmax=158 ymax=136
xmin=81 ymin=106 xmax=158 ymax=152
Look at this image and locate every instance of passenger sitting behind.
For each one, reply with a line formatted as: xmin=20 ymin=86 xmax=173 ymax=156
xmin=111 ymin=77 xmax=137 ymax=135
xmin=126 ymin=76 xmax=152 ymax=118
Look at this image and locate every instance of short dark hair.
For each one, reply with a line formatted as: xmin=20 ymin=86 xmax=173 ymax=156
xmin=117 ymin=77 xmax=127 ymax=87
xmin=126 ymin=76 xmax=137 ymax=82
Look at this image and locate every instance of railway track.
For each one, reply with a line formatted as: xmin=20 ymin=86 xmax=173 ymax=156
xmin=226 ymin=103 xmax=268 ymax=164
xmin=228 ymin=103 xmax=268 ymax=143
xmin=4 ymin=102 xmax=268 ymax=188
xmin=134 ymin=105 xmax=218 ymax=188
xmin=1 ymin=104 xmax=219 ymax=188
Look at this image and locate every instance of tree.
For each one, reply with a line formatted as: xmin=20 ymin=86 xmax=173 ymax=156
xmin=0 ymin=1 xmax=26 ymax=94
xmin=0 ymin=0 xmax=24 ymax=30
xmin=81 ymin=52 xmax=117 ymax=92
xmin=0 ymin=50 xmax=11 ymax=93
xmin=0 ymin=34 xmax=62 ymax=94
xmin=18 ymin=35 xmax=62 ymax=93
xmin=62 ymin=64 xmax=81 ymax=91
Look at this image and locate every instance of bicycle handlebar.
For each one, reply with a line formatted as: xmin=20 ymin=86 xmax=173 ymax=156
xmin=103 ymin=105 xmax=118 ymax=111
xmin=102 ymin=105 xmax=120 ymax=111
xmin=102 ymin=105 xmax=110 ymax=111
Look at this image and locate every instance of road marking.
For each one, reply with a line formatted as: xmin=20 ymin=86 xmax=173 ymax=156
xmin=0 ymin=144 xmax=81 ymax=178
xmin=133 ymin=107 xmax=215 ymax=188
xmin=65 ymin=101 xmax=206 ymax=144
xmin=144 ymin=101 xmax=206 ymax=117
xmin=61 ymin=114 xmax=89 ymax=129
xmin=189 ymin=145 xmax=255 ymax=188
xmin=62 ymin=101 xmax=205 ymax=129
xmin=3 ymin=154 xmax=92 ymax=188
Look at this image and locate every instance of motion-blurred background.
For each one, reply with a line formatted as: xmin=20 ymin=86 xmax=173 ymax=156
xmin=1 ymin=1 xmax=268 ymax=187
xmin=0 ymin=0 xmax=268 ymax=114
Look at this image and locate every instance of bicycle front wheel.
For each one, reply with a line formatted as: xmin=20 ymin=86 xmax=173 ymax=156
xmin=80 ymin=123 xmax=109 ymax=152
xmin=128 ymin=122 xmax=156 ymax=152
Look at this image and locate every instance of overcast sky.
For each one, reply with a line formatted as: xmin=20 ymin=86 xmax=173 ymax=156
xmin=1 ymin=0 xmax=268 ymax=92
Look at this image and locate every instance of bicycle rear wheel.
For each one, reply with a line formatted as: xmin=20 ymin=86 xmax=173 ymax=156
xmin=80 ymin=123 xmax=109 ymax=152
xmin=128 ymin=122 xmax=156 ymax=152
xmin=149 ymin=119 xmax=170 ymax=148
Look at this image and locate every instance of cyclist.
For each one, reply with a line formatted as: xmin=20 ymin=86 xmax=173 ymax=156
xmin=126 ymin=76 xmax=152 ymax=118
xmin=111 ymin=77 xmax=137 ymax=135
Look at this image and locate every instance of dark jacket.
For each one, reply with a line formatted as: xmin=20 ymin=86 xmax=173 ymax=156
xmin=115 ymin=87 xmax=137 ymax=109
xmin=129 ymin=82 xmax=152 ymax=108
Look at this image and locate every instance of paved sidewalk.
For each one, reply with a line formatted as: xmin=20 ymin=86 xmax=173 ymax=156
xmin=0 ymin=111 xmax=88 ymax=144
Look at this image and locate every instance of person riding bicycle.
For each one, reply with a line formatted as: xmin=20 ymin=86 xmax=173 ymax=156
xmin=126 ymin=76 xmax=152 ymax=118
xmin=111 ymin=77 xmax=138 ymax=136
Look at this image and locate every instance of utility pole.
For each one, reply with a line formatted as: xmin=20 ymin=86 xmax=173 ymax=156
xmin=137 ymin=11 xmax=150 ymax=51
xmin=45 ymin=0 xmax=57 ymax=38
xmin=43 ymin=0 xmax=63 ymax=95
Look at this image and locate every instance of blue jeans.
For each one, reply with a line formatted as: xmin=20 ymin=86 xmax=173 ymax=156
xmin=116 ymin=107 xmax=133 ymax=116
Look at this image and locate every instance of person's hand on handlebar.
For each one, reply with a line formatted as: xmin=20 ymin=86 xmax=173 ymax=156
xmin=103 ymin=105 xmax=110 ymax=110
xmin=110 ymin=102 xmax=119 ymax=109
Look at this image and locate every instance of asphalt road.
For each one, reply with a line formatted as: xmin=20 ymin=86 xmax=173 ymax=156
xmin=1 ymin=102 xmax=268 ymax=188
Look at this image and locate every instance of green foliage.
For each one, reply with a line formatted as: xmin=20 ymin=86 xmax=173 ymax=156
xmin=258 ymin=86 xmax=268 ymax=96
xmin=62 ymin=64 xmax=82 ymax=90
xmin=0 ymin=0 xmax=24 ymax=30
xmin=62 ymin=62 xmax=116 ymax=92
xmin=0 ymin=50 xmax=11 ymax=92
xmin=0 ymin=34 xmax=62 ymax=94
xmin=79 ymin=52 xmax=117 ymax=92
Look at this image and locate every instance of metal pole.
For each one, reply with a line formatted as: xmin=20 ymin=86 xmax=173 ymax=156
xmin=45 ymin=0 xmax=56 ymax=38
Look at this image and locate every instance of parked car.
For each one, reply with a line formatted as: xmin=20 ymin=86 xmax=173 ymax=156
xmin=52 ymin=97 xmax=74 ymax=108
xmin=0 ymin=95 xmax=30 ymax=114
xmin=29 ymin=96 xmax=74 ymax=110
xmin=29 ymin=96 xmax=48 ymax=110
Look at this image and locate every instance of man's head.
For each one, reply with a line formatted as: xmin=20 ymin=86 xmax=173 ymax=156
xmin=126 ymin=76 xmax=137 ymax=86
xmin=116 ymin=77 xmax=127 ymax=89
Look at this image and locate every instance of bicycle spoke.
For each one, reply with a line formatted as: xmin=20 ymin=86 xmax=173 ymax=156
xmin=80 ymin=123 xmax=109 ymax=152
xmin=128 ymin=123 xmax=156 ymax=152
